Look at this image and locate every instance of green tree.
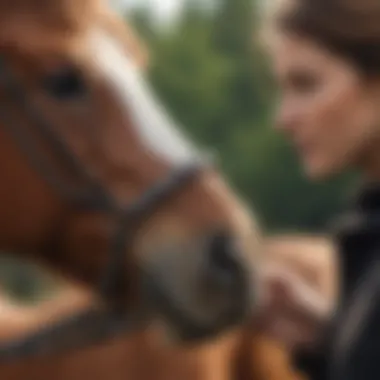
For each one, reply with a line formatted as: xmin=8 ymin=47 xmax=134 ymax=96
xmin=130 ymin=0 xmax=355 ymax=232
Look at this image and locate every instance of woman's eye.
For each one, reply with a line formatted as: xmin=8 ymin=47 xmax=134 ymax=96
xmin=42 ymin=66 xmax=87 ymax=100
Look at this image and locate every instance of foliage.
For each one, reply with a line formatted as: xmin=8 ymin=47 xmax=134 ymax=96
xmin=130 ymin=0 xmax=355 ymax=232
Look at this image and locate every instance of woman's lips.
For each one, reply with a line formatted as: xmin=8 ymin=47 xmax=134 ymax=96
xmin=295 ymin=139 xmax=314 ymax=157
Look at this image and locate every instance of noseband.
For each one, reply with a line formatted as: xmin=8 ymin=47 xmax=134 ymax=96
xmin=0 ymin=57 xmax=208 ymax=360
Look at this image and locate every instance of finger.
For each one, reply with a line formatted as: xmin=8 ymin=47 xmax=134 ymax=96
xmin=263 ymin=264 xmax=333 ymax=321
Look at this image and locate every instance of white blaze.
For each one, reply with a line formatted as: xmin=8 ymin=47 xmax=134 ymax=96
xmin=88 ymin=29 xmax=199 ymax=166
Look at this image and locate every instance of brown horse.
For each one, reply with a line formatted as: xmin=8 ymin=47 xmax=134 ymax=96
xmin=0 ymin=0 xmax=261 ymax=351
xmin=0 ymin=235 xmax=335 ymax=380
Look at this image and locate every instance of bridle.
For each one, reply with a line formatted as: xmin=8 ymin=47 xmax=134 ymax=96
xmin=0 ymin=55 xmax=209 ymax=360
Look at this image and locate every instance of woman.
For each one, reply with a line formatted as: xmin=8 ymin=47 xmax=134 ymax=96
xmin=258 ymin=0 xmax=380 ymax=379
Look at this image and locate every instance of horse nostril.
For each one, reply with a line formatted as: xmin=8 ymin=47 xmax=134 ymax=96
xmin=210 ymin=232 xmax=236 ymax=269
xmin=206 ymin=231 xmax=240 ymax=288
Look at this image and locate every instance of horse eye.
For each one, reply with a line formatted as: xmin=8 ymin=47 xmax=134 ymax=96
xmin=43 ymin=66 xmax=87 ymax=100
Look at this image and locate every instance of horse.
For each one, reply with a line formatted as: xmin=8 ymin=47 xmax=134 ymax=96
xmin=0 ymin=0 xmax=261 ymax=356
xmin=0 ymin=234 xmax=335 ymax=380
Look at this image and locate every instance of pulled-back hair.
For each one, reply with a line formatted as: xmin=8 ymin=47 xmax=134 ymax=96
xmin=263 ymin=0 xmax=380 ymax=75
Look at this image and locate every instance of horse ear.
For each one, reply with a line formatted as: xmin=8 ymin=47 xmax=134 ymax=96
xmin=100 ymin=9 xmax=150 ymax=70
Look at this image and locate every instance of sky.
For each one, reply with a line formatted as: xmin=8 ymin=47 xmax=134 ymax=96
xmin=110 ymin=0 xmax=185 ymax=23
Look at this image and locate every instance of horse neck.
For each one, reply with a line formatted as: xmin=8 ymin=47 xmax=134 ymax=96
xmin=233 ymin=330 xmax=305 ymax=380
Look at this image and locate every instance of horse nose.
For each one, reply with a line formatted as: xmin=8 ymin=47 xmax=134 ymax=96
xmin=204 ymin=231 xmax=242 ymax=291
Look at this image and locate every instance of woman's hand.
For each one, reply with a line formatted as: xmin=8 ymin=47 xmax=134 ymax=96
xmin=256 ymin=235 xmax=339 ymax=351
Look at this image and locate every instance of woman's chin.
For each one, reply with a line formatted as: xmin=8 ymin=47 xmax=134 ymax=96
xmin=302 ymin=161 xmax=339 ymax=181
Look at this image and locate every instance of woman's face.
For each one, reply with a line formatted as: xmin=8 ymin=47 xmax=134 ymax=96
xmin=268 ymin=31 xmax=380 ymax=179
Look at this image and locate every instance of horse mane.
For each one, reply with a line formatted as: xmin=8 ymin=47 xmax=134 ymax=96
xmin=1 ymin=0 xmax=98 ymax=27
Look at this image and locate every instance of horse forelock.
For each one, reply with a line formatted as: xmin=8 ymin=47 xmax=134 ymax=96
xmin=0 ymin=0 xmax=149 ymax=73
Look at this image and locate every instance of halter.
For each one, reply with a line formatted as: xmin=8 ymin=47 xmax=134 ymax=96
xmin=0 ymin=56 xmax=208 ymax=360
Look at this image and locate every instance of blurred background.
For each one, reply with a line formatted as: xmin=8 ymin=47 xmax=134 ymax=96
xmin=0 ymin=0 xmax=355 ymax=302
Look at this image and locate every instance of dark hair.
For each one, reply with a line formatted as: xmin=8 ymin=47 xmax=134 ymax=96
xmin=275 ymin=0 xmax=380 ymax=75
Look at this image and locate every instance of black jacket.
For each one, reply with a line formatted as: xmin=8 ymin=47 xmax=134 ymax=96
xmin=294 ymin=183 xmax=380 ymax=380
